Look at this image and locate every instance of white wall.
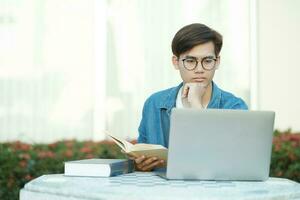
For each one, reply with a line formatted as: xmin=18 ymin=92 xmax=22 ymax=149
xmin=258 ymin=0 xmax=300 ymax=131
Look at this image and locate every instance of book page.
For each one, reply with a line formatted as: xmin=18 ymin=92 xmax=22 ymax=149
xmin=107 ymin=134 xmax=133 ymax=152
xmin=130 ymin=143 xmax=167 ymax=151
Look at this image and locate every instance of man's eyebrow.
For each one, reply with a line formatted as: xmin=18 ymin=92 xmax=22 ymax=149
xmin=203 ymin=55 xmax=216 ymax=59
xmin=184 ymin=55 xmax=216 ymax=59
xmin=184 ymin=55 xmax=197 ymax=59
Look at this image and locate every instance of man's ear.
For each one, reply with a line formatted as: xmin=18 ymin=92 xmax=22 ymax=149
xmin=215 ymin=56 xmax=221 ymax=70
xmin=172 ymin=55 xmax=179 ymax=70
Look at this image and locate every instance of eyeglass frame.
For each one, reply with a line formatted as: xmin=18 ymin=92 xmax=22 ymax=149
xmin=179 ymin=55 xmax=219 ymax=71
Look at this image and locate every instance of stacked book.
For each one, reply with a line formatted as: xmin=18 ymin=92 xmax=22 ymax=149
xmin=64 ymin=159 xmax=134 ymax=177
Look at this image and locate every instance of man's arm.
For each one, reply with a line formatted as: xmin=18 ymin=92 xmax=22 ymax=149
xmin=134 ymin=98 xmax=165 ymax=171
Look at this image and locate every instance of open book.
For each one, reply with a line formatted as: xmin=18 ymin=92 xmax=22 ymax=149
xmin=108 ymin=134 xmax=168 ymax=161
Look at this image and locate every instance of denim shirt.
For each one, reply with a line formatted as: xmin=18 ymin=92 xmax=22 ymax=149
xmin=137 ymin=82 xmax=248 ymax=148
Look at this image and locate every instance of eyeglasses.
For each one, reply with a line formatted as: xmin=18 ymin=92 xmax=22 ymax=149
xmin=181 ymin=56 xmax=218 ymax=71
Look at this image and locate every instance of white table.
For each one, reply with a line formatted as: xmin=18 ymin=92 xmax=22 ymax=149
xmin=20 ymin=172 xmax=300 ymax=200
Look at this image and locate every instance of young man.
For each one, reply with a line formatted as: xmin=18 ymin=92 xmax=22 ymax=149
xmin=132 ymin=23 xmax=248 ymax=171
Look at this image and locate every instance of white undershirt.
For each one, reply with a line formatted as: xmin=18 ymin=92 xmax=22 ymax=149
xmin=176 ymin=86 xmax=184 ymax=108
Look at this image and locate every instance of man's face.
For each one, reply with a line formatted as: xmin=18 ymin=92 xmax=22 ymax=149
xmin=172 ymin=41 xmax=220 ymax=87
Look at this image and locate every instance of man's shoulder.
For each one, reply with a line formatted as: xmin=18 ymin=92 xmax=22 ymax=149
xmin=148 ymin=86 xmax=177 ymax=100
xmin=144 ymin=84 xmax=181 ymax=108
xmin=220 ymin=88 xmax=240 ymax=99
xmin=219 ymin=88 xmax=248 ymax=110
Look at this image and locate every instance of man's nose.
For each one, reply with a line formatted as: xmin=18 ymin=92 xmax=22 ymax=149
xmin=194 ymin=63 xmax=205 ymax=73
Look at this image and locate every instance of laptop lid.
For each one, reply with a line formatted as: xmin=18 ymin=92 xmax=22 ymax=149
xmin=166 ymin=108 xmax=275 ymax=181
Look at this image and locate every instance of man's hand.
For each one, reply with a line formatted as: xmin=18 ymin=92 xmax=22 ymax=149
xmin=127 ymin=154 xmax=165 ymax=171
xmin=182 ymin=82 xmax=207 ymax=108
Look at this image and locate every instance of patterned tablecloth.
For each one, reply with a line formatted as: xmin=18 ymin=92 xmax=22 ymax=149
xmin=20 ymin=172 xmax=300 ymax=200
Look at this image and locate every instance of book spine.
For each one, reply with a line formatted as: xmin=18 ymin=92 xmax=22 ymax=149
xmin=110 ymin=160 xmax=134 ymax=176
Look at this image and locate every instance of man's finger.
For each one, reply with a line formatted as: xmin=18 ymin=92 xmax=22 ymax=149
xmin=135 ymin=155 xmax=146 ymax=164
xmin=182 ymin=84 xmax=190 ymax=98
xmin=142 ymin=160 xmax=162 ymax=171
xmin=141 ymin=157 xmax=157 ymax=167
xmin=155 ymin=159 xmax=165 ymax=167
xmin=136 ymin=163 xmax=143 ymax=170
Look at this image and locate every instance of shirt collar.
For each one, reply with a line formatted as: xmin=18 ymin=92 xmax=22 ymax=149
xmin=158 ymin=81 xmax=222 ymax=111
xmin=158 ymin=82 xmax=183 ymax=112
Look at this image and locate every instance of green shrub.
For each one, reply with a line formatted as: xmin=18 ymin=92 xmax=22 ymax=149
xmin=270 ymin=130 xmax=300 ymax=181
xmin=0 ymin=140 xmax=126 ymax=200
xmin=0 ymin=131 xmax=299 ymax=200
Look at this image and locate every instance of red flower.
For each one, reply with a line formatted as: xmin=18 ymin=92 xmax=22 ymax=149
xmin=24 ymin=174 xmax=33 ymax=181
xmin=85 ymin=154 xmax=94 ymax=159
xmin=290 ymin=134 xmax=300 ymax=142
xmin=274 ymin=143 xmax=281 ymax=152
xmin=276 ymin=171 xmax=283 ymax=176
xmin=64 ymin=140 xmax=75 ymax=148
xmin=48 ymin=142 xmax=58 ymax=148
xmin=80 ymin=147 xmax=92 ymax=153
xmin=38 ymin=151 xmax=55 ymax=159
xmin=19 ymin=160 xmax=27 ymax=168
xmin=84 ymin=141 xmax=95 ymax=147
xmin=11 ymin=141 xmax=31 ymax=151
xmin=280 ymin=134 xmax=290 ymax=142
xmin=64 ymin=150 xmax=73 ymax=158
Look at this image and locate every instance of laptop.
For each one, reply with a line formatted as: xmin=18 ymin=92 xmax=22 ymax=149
xmin=158 ymin=108 xmax=275 ymax=181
